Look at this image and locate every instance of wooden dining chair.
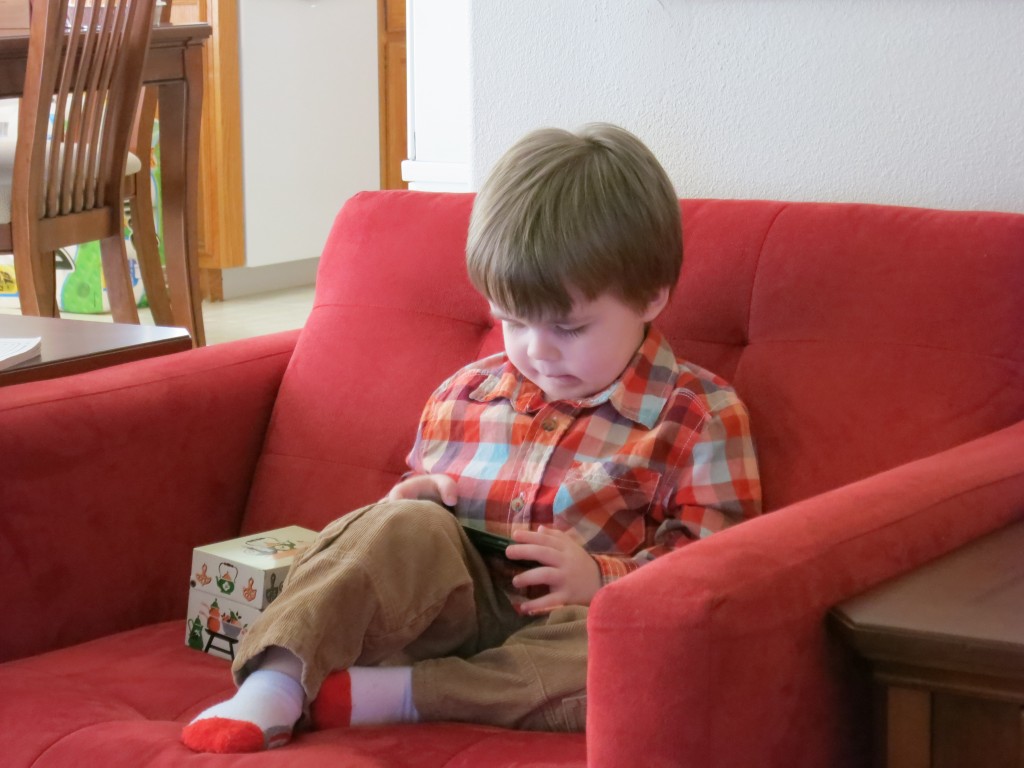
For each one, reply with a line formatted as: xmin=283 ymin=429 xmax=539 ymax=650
xmin=124 ymin=0 xmax=175 ymax=327
xmin=2 ymin=0 xmax=157 ymax=322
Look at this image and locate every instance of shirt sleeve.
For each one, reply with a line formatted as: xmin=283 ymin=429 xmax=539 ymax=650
xmin=594 ymin=396 xmax=762 ymax=585
xmin=402 ymin=371 xmax=460 ymax=478
xmin=401 ymin=411 xmax=430 ymax=480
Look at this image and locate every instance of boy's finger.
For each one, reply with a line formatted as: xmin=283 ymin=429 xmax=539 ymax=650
xmin=510 ymin=528 xmax=557 ymax=546
xmin=505 ymin=544 xmax=552 ymax=567
xmin=436 ymin=475 xmax=459 ymax=505
xmin=510 ymin=565 xmax=554 ymax=589
xmin=520 ymin=599 xmax=566 ymax=617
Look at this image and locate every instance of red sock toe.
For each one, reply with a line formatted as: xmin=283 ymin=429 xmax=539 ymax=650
xmin=181 ymin=716 xmax=275 ymax=753
xmin=311 ymin=670 xmax=352 ymax=730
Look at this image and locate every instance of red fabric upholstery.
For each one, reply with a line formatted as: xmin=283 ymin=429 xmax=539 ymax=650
xmin=0 ymin=190 xmax=1021 ymax=767
xmin=244 ymin=193 xmax=492 ymax=533
xmin=0 ymin=331 xmax=297 ymax=661
xmin=589 ymin=421 xmax=1024 ymax=767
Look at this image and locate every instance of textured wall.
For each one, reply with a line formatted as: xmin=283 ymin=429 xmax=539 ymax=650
xmin=470 ymin=1 xmax=1024 ymax=212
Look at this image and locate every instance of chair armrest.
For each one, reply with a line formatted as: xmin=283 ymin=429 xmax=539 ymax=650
xmin=587 ymin=421 xmax=1024 ymax=768
xmin=0 ymin=330 xmax=299 ymax=663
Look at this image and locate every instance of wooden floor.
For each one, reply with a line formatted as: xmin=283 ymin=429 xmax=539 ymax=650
xmin=198 ymin=285 xmax=315 ymax=344
xmin=0 ymin=285 xmax=316 ymax=345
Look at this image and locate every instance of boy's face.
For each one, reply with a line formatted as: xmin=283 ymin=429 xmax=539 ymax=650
xmin=490 ymin=288 xmax=669 ymax=402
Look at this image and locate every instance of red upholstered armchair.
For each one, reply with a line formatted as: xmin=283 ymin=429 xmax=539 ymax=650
xmin=1 ymin=191 xmax=1021 ymax=767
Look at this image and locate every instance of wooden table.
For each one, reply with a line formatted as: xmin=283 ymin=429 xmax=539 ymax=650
xmin=0 ymin=313 xmax=190 ymax=385
xmin=830 ymin=520 xmax=1024 ymax=768
xmin=0 ymin=11 xmax=212 ymax=346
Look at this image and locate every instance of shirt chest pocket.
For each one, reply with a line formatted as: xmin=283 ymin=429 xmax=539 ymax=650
xmin=552 ymin=464 xmax=663 ymax=556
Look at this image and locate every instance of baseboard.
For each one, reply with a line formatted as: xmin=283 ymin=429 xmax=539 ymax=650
xmin=217 ymin=258 xmax=319 ymax=301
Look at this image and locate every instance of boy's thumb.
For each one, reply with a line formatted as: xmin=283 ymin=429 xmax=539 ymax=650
xmin=438 ymin=476 xmax=459 ymax=506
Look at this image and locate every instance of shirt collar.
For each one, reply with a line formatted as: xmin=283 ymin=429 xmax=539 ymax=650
xmin=469 ymin=327 xmax=678 ymax=429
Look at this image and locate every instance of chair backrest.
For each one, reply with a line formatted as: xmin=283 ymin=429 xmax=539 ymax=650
xmin=13 ymin=0 xmax=155 ymax=247
xmin=126 ymin=0 xmax=173 ymax=325
xmin=130 ymin=0 xmax=172 ymax=164
xmin=241 ymin=191 xmax=1024 ymax=533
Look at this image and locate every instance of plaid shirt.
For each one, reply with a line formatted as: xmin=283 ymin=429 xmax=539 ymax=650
xmin=405 ymin=327 xmax=761 ymax=585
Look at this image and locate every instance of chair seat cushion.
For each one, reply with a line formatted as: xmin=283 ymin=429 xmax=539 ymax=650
xmin=0 ymin=137 xmax=143 ymax=225
xmin=0 ymin=621 xmax=586 ymax=767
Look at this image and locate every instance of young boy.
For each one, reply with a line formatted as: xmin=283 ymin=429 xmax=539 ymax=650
xmin=182 ymin=123 xmax=761 ymax=753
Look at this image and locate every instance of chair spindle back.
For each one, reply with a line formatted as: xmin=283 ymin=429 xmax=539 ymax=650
xmin=18 ymin=0 xmax=155 ymax=223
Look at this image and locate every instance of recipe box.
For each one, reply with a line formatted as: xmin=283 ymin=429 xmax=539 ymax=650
xmin=185 ymin=526 xmax=317 ymax=660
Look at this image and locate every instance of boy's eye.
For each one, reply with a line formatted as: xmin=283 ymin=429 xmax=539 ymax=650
xmin=555 ymin=325 xmax=586 ymax=338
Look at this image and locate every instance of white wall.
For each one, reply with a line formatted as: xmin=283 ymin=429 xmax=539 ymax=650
xmin=452 ymin=0 xmax=1023 ymax=213
xmin=238 ymin=0 xmax=379 ymax=269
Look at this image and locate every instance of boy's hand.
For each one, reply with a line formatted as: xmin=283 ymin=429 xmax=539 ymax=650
xmin=386 ymin=474 xmax=458 ymax=507
xmin=506 ymin=526 xmax=602 ymax=614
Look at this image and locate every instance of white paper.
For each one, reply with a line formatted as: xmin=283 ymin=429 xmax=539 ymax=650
xmin=0 ymin=336 xmax=42 ymax=370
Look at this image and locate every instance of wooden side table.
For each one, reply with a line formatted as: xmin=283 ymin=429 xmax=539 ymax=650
xmin=830 ymin=520 xmax=1024 ymax=768
xmin=0 ymin=314 xmax=192 ymax=386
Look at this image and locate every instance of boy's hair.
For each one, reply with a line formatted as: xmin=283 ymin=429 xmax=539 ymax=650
xmin=467 ymin=123 xmax=682 ymax=320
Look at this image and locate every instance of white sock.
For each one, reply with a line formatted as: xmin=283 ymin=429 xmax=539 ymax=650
xmin=190 ymin=668 xmax=304 ymax=737
xmin=348 ymin=666 xmax=420 ymax=725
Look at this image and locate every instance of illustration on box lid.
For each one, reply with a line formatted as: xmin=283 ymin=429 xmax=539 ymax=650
xmin=190 ymin=526 xmax=316 ymax=610
xmin=193 ymin=526 xmax=316 ymax=568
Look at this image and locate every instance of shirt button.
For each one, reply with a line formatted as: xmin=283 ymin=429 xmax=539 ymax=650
xmin=510 ymin=497 xmax=525 ymax=513
xmin=541 ymin=418 xmax=558 ymax=432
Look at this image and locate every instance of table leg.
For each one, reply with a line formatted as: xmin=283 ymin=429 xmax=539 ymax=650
xmin=158 ymin=40 xmax=206 ymax=347
xmin=886 ymin=686 xmax=931 ymax=768
xmin=932 ymin=693 xmax=1022 ymax=768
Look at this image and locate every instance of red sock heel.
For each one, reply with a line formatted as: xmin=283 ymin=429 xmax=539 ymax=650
xmin=311 ymin=670 xmax=352 ymax=730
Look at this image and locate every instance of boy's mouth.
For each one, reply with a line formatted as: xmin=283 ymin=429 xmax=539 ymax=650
xmin=542 ymin=373 xmax=581 ymax=385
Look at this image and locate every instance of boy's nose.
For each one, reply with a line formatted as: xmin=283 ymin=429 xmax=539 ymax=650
xmin=527 ymin=331 xmax=558 ymax=361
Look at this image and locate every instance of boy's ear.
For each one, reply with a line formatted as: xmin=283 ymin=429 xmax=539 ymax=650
xmin=640 ymin=286 xmax=671 ymax=322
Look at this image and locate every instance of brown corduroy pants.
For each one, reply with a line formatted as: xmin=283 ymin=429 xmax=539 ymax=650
xmin=232 ymin=500 xmax=589 ymax=732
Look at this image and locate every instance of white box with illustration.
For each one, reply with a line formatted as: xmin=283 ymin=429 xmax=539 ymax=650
xmin=185 ymin=526 xmax=316 ymax=660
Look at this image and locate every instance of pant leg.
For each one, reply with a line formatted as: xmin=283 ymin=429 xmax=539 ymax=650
xmin=411 ymin=605 xmax=589 ymax=732
xmin=232 ymin=500 xmax=520 ymax=700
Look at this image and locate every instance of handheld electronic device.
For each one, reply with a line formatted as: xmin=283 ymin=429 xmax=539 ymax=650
xmin=461 ymin=524 xmax=542 ymax=569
